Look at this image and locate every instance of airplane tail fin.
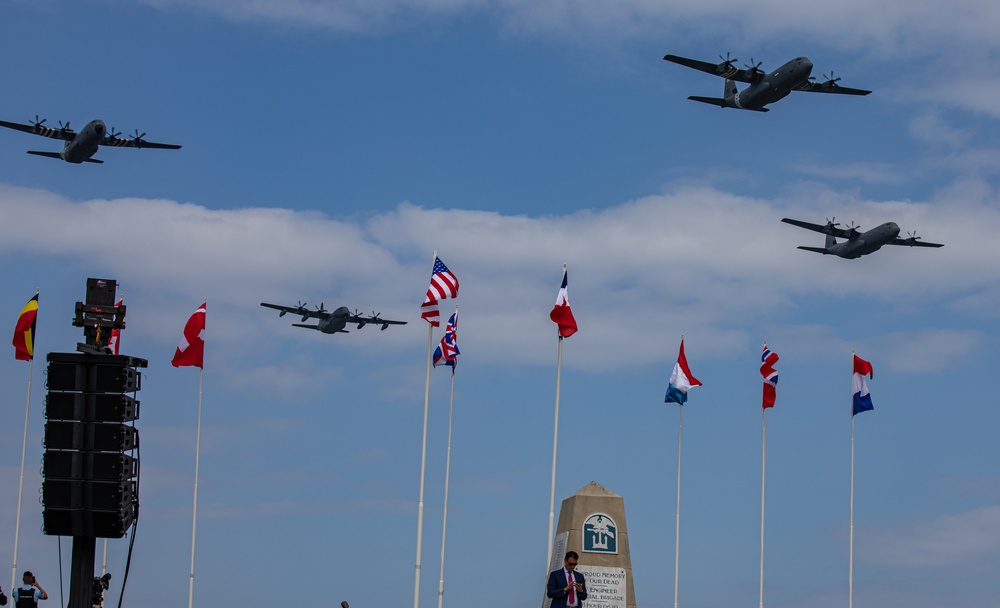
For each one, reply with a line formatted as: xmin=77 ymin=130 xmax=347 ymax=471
xmin=724 ymin=78 xmax=738 ymax=100
xmin=687 ymin=96 xmax=728 ymax=108
xmin=825 ymin=234 xmax=837 ymax=249
xmin=27 ymin=151 xmax=62 ymax=160
xmin=797 ymin=246 xmax=830 ymax=254
xmin=27 ymin=150 xmax=103 ymax=164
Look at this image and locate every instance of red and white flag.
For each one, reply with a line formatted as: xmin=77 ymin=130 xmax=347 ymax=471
xmin=420 ymin=256 xmax=459 ymax=327
xmin=549 ymin=266 xmax=577 ymax=338
xmin=171 ymin=301 xmax=206 ymax=368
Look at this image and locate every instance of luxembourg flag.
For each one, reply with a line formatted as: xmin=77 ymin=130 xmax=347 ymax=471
xmin=852 ymin=354 xmax=874 ymax=416
xmin=665 ymin=338 xmax=702 ymax=404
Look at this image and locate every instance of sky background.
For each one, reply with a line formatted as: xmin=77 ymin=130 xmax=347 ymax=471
xmin=1 ymin=1 xmax=999 ymax=607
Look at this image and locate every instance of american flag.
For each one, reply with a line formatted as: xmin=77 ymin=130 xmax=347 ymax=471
xmin=432 ymin=310 xmax=460 ymax=369
xmin=760 ymin=344 xmax=779 ymax=409
xmin=420 ymin=256 xmax=459 ymax=326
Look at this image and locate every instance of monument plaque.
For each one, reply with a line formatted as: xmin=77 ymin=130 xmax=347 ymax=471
xmin=542 ymin=482 xmax=636 ymax=608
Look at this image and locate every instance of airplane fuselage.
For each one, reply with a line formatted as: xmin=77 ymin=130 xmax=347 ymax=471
xmin=28 ymin=119 xmax=108 ymax=163
xmin=826 ymin=222 xmax=901 ymax=258
xmin=731 ymin=57 xmax=813 ymax=110
xmin=315 ymin=306 xmax=353 ymax=333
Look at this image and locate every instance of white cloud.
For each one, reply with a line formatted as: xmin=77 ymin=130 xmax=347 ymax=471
xmin=1 ymin=180 xmax=996 ymax=371
xmin=859 ymin=506 xmax=1000 ymax=570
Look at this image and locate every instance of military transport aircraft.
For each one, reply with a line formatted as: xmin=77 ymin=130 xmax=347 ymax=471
xmin=261 ymin=301 xmax=407 ymax=334
xmin=663 ymin=53 xmax=871 ymax=112
xmin=781 ymin=217 xmax=943 ymax=259
xmin=0 ymin=115 xmax=180 ymax=163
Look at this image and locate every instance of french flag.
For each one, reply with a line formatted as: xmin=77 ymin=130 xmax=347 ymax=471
xmin=665 ymin=338 xmax=702 ymax=404
xmin=852 ymin=354 xmax=874 ymax=416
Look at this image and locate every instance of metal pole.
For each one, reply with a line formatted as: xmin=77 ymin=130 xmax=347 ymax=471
xmin=760 ymin=408 xmax=767 ymax=608
xmin=673 ymin=404 xmax=683 ymax=608
xmin=546 ymin=336 xmax=564 ymax=572
xmin=437 ymin=369 xmax=457 ymax=608
xmin=11 ymin=357 xmax=34 ymax=594
xmin=188 ymin=368 xmax=204 ymax=608
xmin=414 ymin=321 xmax=434 ymax=608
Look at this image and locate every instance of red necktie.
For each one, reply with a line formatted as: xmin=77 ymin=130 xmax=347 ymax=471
xmin=568 ymin=571 xmax=576 ymax=605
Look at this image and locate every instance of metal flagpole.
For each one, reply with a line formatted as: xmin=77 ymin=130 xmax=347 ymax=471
xmin=11 ymin=356 xmax=34 ymax=594
xmin=546 ymin=335 xmax=564 ymax=573
xmin=437 ymin=361 xmax=457 ymax=608
xmin=414 ymin=319 xmax=434 ymax=608
xmin=849 ymin=351 xmax=855 ymax=608
xmin=188 ymin=368 xmax=204 ymax=608
xmin=673 ymin=402 xmax=683 ymax=608
xmin=760 ymin=407 xmax=767 ymax=608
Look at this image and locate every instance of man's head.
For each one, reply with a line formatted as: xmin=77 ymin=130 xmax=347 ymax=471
xmin=22 ymin=572 xmax=33 ymax=584
xmin=564 ymin=551 xmax=579 ymax=570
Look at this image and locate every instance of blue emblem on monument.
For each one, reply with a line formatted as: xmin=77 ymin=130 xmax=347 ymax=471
xmin=583 ymin=513 xmax=617 ymax=554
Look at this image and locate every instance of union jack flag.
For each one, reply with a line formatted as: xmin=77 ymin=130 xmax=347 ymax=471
xmin=420 ymin=255 xmax=459 ymax=326
xmin=760 ymin=344 xmax=779 ymax=409
xmin=433 ymin=310 xmax=460 ymax=369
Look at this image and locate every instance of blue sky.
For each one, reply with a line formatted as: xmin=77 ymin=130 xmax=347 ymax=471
xmin=1 ymin=1 xmax=999 ymax=607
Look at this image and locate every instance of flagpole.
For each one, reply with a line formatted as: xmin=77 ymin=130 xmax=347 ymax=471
xmin=759 ymin=406 xmax=767 ymax=608
xmin=415 ymin=318 xmax=434 ymax=608
xmin=437 ymin=362 xmax=457 ymax=608
xmin=848 ymin=351 xmax=855 ymax=608
xmin=673 ymin=400 xmax=683 ymax=608
xmin=546 ymin=334 xmax=564 ymax=573
xmin=188 ymin=367 xmax=204 ymax=608
xmin=11 ymin=356 xmax=34 ymax=594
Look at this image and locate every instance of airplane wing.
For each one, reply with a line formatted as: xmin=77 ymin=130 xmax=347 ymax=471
xmin=260 ymin=302 xmax=331 ymax=320
xmin=663 ymin=54 xmax=761 ymax=84
xmin=793 ymin=80 xmax=871 ymax=96
xmin=781 ymin=218 xmax=856 ymax=239
xmin=0 ymin=119 xmax=76 ymax=141
xmin=102 ymin=134 xmax=181 ymax=150
xmin=349 ymin=312 xmax=408 ymax=330
xmin=886 ymin=236 xmax=944 ymax=248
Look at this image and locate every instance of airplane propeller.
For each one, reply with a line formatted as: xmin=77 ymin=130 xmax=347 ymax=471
xmin=845 ymin=220 xmax=861 ymax=236
xmin=296 ymin=300 xmax=308 ymax=310
xmin=58 ymin=120 xmax=72 ymax=132
xmin=718 ymin=52 xmax=738 ymax=68
xmin=130 ymin=130 xmax=147 ymax=144
xmin=108 ymin=126 xmax=122 ymax=139
xmin=822 ymin=71 xmax=841 ymax=86
xmin=30 ymin=115 xmax=47 ymax=129
xmin=906 ymin=230 xmax=923 ymax=242
xmin=745 ymin=58 xmax=764 ymax=76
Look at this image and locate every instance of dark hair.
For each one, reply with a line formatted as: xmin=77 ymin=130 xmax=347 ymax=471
xmin=564 ymin=551 xmax=579 ymax=561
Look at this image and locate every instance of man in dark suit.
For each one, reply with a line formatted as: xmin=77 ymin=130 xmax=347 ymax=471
xmin=547 ymin=551 xmax=587 ymax=608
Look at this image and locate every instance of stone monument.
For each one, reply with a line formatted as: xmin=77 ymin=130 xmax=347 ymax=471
xmin=543 ymin=481 xmax=636 ymax=608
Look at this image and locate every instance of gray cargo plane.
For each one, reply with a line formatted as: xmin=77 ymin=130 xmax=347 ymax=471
xmin=663 ymin=53 xmax=871 ymax=112
xmin=781 ymin=217 xmax=943 ymax=258
xmin=261 ymin=301 xmax=407 ymax=334
xmin=0 ymin=115 xmax=180 ymax=163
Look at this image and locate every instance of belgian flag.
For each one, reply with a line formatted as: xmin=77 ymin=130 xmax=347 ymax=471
xmin=12 ymin=293 xmax=38 ymax=361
